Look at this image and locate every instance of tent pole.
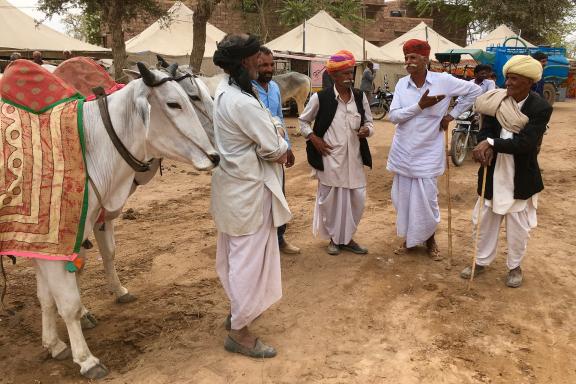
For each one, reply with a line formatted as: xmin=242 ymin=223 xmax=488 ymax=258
xmin=303 ymin=19 xmax=306 ymax=52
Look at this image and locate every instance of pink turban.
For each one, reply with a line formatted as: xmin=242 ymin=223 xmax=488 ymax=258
xmin=325 ymin=50 xmax=356 ymax=73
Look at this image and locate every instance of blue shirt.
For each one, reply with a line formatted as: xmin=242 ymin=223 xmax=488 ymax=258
xmin=252 ymin=80 xmax=291 ymax=148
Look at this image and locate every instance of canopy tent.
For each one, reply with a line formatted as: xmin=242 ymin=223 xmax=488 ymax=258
xmin=125 ymin=2 xmax=225 ymax=74
xmin=437 ymin=49 xmax=496 ymax=64
xmin=265 ymin=10 xmax=398 ymax=63
xmin=379 ymin=22 xmax=463 ymax=62
xmin=0 ymin=0 xmax=108 ymax=58
xmin=466 ymin=25 xmax=535 ymax=50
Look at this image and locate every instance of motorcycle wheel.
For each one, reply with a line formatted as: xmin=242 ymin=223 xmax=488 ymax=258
xmin=371 ymin=101 xmax=388 ymax=120
xmin=450 ymin=131 xmax=468 ymax=166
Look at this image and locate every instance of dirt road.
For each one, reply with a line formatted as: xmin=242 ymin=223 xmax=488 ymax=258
xmin=1 ymin=100 xmax=575 ymax=384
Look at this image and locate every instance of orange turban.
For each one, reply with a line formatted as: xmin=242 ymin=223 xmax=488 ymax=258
xmin=403 ymin=39 xmax=431 ymax=57
xmin=325 ymin=50 xmax=356 ymax=73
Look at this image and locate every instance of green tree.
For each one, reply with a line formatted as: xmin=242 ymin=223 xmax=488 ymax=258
xmin=277 ymin=0 xmax=362 ymax=27
xmin=38 ymin=0 xmax=167 ymax=82
xmin=61 ymin=11 xmax=101 ymax=45
xmin=240 ymin=0 xmax=271 ymax=42
xmin=190 ymin=0 xmax=223 ymax=72
xmin=409 ymin=0 xmax=576 ymax=46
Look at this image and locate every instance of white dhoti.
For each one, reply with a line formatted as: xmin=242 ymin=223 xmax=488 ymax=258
xmin=312 ymin=183 xmax=366 ymax=245
xmin=391 ymin=174 xmax=440 ymax=248
xmin=216 ymin=188 xmax=282 ymax=330
xmin=473 ymin=197 xmax=537 ymax=270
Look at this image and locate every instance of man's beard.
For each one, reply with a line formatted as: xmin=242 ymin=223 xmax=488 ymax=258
xmin=258 ymin=72 xmax=273 ymax=83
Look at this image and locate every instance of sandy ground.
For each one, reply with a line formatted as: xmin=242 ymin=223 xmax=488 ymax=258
xmin=1 ymin=100 xmax=576 ymax=384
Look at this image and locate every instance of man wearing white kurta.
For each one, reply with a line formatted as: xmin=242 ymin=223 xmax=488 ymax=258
xmin=461 ymin=55 xmax=552 ymax=288
xmin=211 ymin=34 xmax=290 ymax=358
xmin=299 ymin=50 xmax=373 ymax=255
xmin=387 ymin=39 xmax=482 ymax=258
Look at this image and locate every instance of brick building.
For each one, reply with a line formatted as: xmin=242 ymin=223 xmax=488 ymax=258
xmin=103 ymin=0 xmax=466 ymax=50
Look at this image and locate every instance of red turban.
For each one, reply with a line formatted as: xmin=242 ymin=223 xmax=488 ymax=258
xmin=325 ymin=50 xmax=356 ymax=73
xmin=403 ymin=39 xmax=431 ymax=57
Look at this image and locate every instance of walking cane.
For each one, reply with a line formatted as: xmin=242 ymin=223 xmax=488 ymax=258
xmin=444 ymin=129 xmax=453 ymax=261
xmin=468 ymin=165 xmax=488 ymax=290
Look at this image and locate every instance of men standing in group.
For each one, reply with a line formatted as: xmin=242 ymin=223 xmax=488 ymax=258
xmin=387 ymin=39 xmax=482 ymax=259
xmin=211 ymin=34 xmax=291 ymax=358
xmin=299 ymin=50 xmax=373 ymax=255
xmin=253 ymin=46 xmax=301 ymax=255
xmin=360 ymin=61 xmax=375 ymax=101
xmin=461 ymin=55 xmax=552 ymax=287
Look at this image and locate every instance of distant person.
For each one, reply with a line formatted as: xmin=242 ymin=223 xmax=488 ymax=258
xmin=32 ymin=51 xmax=43 ymax=65
xmin=9 ymin=52 xmax=21 ymax=62
xmin=531 ymin=51 xmax=548 ymax=97
xmin=456 ymin=64 xmax=495 ymax=105
xmin=63 ymin=50 xmax=72 ymax=60
xmin=360 ymin=61 xmax=375 ymax=100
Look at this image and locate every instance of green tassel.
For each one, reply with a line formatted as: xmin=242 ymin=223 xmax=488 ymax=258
xmin=65 ymin=261 xmax=78 ymax=273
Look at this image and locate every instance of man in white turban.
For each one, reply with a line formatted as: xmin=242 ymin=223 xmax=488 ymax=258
xmin=461 ymin=55 xmax=553 ymax=288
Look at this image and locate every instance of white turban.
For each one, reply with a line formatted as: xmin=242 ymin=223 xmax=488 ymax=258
xmin=502 ymin=55 xmax=543 ymax=82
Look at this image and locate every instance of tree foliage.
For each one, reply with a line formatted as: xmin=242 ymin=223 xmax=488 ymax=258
xmin=38 ymin=0 xmax=167 ymax=81
xmin=61 ymin=11 xmax=101 ymax=45
xmin=277 ymin=0 xmax=362 ymax=27
xmin=409 ymin=0 xmax=576 ymax=46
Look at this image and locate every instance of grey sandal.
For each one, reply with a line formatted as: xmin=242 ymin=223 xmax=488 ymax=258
xmin=224 ymin=336 xmax=277 ymax=358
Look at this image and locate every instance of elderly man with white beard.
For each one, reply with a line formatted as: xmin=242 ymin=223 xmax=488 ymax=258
xmin=211 ymin=34 xmax=290 ymax=358
xmin=387 ymin=39 xmax=482 ymax=259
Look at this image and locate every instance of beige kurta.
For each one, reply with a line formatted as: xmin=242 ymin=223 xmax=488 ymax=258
xmin=299 ymin=87 xmax=373 ymax=244
xmin=211 ymin=77 xmax=291 ymax=236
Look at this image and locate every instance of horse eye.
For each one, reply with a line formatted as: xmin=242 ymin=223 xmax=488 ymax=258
xmin=189 ymin=95 xmax=201 ymax=101
xmin=167 ymin=102 xmax=182 ymax=109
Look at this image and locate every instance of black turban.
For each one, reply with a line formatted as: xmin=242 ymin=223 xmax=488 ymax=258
xmin=213 ymin=34 xmax=261 ymax=69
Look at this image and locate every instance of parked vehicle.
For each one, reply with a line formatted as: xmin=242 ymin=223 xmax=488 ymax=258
xmin=450 ymin=108 xmax=480 ymax=166
xmin=370 ymin=76 xmax=394 ymax=120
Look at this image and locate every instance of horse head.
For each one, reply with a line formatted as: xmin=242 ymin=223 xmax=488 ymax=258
xmin=155 ymin=56 xmax=215 ymax=146
xmin=125 ymin=63 xmax=219 ymax=171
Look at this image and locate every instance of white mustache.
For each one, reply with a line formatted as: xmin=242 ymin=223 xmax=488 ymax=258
xmin=405 ymin=64 xmax=418 ymax=69
xmin=343 ymin=80 xmax=354 ymax=86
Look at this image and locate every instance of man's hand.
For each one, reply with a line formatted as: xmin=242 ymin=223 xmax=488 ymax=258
xmin=357 ymin=126 xmax=370 ymax=138
xmin=309 ymin=134 xmax=333 ymax=156
xmin=276 ymin=151 xmax=288 ymax=165
xmin=472 ymin=140 xmax=494 ymax=166
xmin=440 ymin=115 xmax=454 ymax=131
xmin=418 ymin=89 xmax=446 ymax=109
xmin=285 ymin=149 xmax=295 ymax=168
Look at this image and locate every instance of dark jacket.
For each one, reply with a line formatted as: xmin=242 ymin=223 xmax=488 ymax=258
xmin=306 ymin=87 xmax=372 ymax=171
xmin=477 ymin=91 xmax=552 ymax=200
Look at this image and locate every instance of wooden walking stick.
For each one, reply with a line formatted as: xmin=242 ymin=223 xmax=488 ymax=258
xmin=468 ymin=165 xmax=488 ymax=290
xmin=444 ymin=128 xmax=453 ymax=261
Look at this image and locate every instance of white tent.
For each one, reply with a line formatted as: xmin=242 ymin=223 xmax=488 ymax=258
xmin=265 ymin=10 xmax=398 ymax=63
xmin=125 ymin=2 xmax=226 ymax=74
xmin=466 ymin=25 xmax=535 ymax=50
xmin=379 ymin=22 xmax=462 ymax=62
xmin=0 ymin=0 xmax=108 ymax=56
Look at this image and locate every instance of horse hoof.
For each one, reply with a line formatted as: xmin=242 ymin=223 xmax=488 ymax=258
xmin=54 ymin=346 xmax=71 ymax=361
xmin=81 ymin=312 xmax=98 ymax=329
xmin=83 ymin=363 xmax=109 ymax=380
xmin=116 ymin=292 xmax=137 ymax=304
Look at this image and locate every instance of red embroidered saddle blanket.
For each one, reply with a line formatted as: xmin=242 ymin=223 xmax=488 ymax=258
xmin=54 ymin=57 xmax=125 ymax=100
xmin=0 ymin=60 xmax=87 ymax=261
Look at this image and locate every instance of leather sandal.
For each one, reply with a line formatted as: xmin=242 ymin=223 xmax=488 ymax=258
xmin=224 ymin=336 xmax=277 ymax=358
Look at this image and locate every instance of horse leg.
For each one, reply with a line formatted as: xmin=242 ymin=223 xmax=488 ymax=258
xmin=94 ymin=220 xmax=136 ymax=304
xmin=75 ymin=267 xmax=99 ymax=330
xmin=34 ymin=263 xmax=70 ymax=360
xmin=35 ymin=259 xmax=108 ymax=379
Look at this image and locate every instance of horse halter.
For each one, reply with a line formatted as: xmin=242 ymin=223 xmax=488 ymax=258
xmin=93 ymin=86 xmax=152 ymax=173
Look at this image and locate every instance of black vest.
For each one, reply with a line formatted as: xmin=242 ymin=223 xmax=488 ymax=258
xmin=306 ymin=87 xmax=372 ymax=171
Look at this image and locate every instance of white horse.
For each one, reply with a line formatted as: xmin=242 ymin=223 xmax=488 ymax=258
xmin=31 ymin=63 xmax=219 ymax=379
xmin=86 ymin=60 xmax=215 ymax=315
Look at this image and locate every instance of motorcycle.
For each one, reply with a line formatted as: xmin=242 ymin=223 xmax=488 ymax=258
xmin=369 ymin=77 xmax=394 ymax=120
xmin=450 ymin=108 xmax=480 ymax=166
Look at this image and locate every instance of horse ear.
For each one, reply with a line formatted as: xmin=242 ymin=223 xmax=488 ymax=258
xmin=156 ymin=54 xmax=169 ymax=68
xmin=167 ymin=63 xmax=178 ymax=77
xmin=137 ymin=62 xmax=156 ymax=86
